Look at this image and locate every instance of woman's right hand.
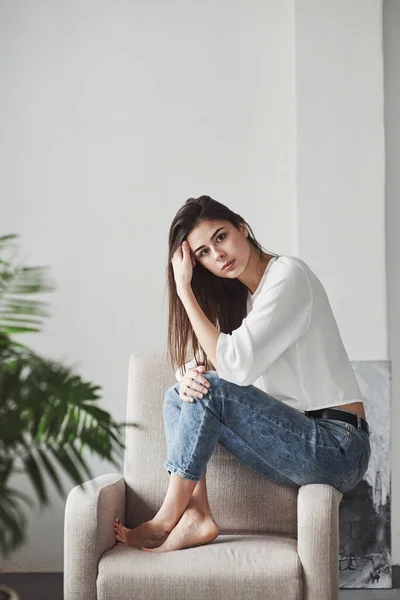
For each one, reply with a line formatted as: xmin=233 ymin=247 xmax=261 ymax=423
xmin=179 ymin=365 xmax=211 ymax=403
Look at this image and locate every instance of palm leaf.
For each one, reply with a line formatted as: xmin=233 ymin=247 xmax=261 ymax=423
xmin=0 ymin=236 xmax=55 ymax=332
xmin=22 ymin=447 xmax=50 ymax=505
xmin=0 ymin=234 xmax=18 ymax=248
xmin=68 ymin=443 xmax=95 ymax=481
xmin=0 ymin=234 xmax=128 ymax=559
xmin=35 ymin=447 xmax=66 ymax=498
xmin=47 ymin=445 xmax=90 ymax=487
xmin=0 ymin=485 xmax=32 ymax=559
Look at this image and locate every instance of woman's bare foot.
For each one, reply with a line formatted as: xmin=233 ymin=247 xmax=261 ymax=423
xmin=140 ymin=507 xmax=219 ymax=553
xmin=113 ymin=517 xmax=170 ymax=548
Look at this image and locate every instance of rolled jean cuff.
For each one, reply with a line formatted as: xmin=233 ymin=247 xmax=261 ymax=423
xmin=163 ymin=460 xmax=202 ymax=482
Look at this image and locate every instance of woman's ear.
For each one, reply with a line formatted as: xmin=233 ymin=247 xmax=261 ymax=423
xmin=238 ymin=223 xmax=246 ymax=237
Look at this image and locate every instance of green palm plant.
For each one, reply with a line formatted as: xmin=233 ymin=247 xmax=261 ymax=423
xmin=0 ymin=234 xmax=127 ymax=560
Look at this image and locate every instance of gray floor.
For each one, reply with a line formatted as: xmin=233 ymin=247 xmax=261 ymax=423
xmin=0 ymin=569 xmax=399 ymax=600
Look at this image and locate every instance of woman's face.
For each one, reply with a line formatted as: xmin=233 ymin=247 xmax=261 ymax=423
xmin=186 ymin=220 xmax=250 ymax=278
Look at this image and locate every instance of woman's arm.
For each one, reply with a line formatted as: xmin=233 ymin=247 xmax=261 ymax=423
xmin=216 ymin=259 xmax=313 ymax=386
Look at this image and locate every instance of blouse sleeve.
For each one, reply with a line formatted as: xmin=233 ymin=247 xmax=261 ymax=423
xmin=216 ymin=259 xmax=313 ymax=386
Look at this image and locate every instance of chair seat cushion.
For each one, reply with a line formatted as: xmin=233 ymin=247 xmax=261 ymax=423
xmin=97 ymin=534 xmax=302 ymax=600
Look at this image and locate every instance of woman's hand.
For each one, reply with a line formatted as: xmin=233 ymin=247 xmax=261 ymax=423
xmin=179 ymin=365 xmax=211 ymax=403
xmin=171 ymin=241 xmax=196 ymax=292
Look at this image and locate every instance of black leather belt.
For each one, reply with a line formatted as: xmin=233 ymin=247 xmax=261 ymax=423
xmin=304 ymin=408 xmax=369 ymax=436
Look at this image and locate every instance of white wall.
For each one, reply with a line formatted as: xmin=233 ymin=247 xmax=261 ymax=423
xmin=296 ymin=0 xmax=386 ymax=360
xmin=0 ymin=0 xmax=389 ymax=571
xmin=383 ymin=0 xmax=400 ymax=567
xmin=0 ymin=0 xmax=295 ymax=571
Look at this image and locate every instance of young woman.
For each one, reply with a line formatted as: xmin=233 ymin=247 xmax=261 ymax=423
xmin=114 ymin=195 xmax=371 ymax=553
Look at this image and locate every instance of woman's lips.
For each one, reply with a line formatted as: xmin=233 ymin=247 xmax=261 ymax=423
xmin=222 ymin=259 xmax=235 ymax=271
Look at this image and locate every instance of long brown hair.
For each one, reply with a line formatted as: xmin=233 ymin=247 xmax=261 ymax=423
xmin=165 ymin=195 xmax=273 ymax=378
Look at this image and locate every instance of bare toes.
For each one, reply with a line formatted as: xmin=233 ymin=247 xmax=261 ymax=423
xmin=113 ymin=523 xmax=126 ymax=543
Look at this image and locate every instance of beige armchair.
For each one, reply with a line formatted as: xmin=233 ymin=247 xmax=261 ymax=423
xmin=64 ymin=351 xmax=343 ymax=600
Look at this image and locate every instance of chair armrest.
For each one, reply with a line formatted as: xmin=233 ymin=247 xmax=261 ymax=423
xmin=297 ymin=484 xmax=343 ymax=600
xmin=64 ymin=473 xmax=126 ymax=600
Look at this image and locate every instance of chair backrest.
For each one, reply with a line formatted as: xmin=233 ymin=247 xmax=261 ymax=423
xmin=123 ymin=351 xmax=298 ymax=537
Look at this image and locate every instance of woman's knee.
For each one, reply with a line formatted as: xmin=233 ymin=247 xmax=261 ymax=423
xmin=163 ymin=383 xmax=180 ymax=407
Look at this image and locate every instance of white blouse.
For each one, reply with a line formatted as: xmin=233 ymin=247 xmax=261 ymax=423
xmin=175 ymin=254 xmax=364 ymax=412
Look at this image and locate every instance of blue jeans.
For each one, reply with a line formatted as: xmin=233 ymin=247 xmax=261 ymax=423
xmin=163 ymin=372 xmax=371 ymax=494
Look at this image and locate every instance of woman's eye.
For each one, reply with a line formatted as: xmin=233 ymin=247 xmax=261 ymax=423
xmin=199 ymin=233 xmax=226 ymax=257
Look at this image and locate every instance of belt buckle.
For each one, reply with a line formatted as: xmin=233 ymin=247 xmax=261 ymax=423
xmin=356 ymin=414 xmax=361 ymax=430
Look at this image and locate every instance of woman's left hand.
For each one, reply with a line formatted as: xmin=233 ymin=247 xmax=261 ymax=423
xmin=171 ymin=241 xmax=196 ymax=292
